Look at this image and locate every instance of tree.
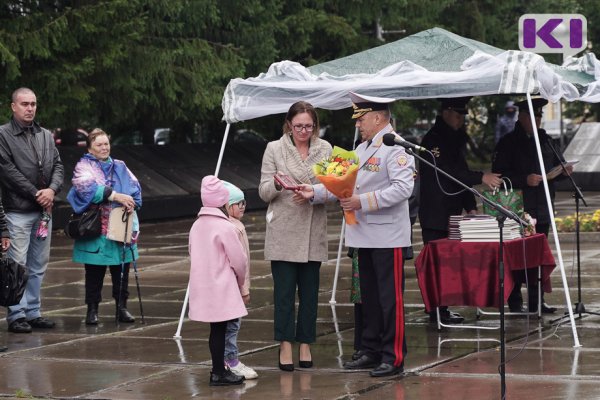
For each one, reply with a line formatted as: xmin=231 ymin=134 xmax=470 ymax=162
xmin=0 ymin=0 xmax=247 ymax=142
xmin=1 ymin=0 xmax=596 ymax=149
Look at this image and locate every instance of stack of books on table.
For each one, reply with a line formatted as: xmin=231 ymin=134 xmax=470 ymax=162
xmin=448 ymin=215 xmax=522 ymax=242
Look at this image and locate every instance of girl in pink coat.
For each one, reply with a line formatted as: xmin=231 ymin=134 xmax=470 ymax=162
xmin=188 ymin=175 xmax=249 ymax=386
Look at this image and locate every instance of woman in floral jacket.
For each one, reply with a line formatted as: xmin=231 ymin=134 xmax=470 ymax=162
xmin=67 ymin=128 xmax=142 ymax=325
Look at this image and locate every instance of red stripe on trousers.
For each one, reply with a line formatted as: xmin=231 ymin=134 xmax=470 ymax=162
xmin=393 ymin=248 xmax=405 ymax=367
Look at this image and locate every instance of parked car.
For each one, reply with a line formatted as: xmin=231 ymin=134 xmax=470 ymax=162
xmin=154 ymin=128 xmax=171 ymax=145
xmin=232 ymin=129 xmax=268 ymax=146
xmin=111 ymin=131 xmax=143 ymax=146
xmin=53 ymin=128 xmax=88 ymax=147
xmin=400 ymin=127 xmax=427 ymax=144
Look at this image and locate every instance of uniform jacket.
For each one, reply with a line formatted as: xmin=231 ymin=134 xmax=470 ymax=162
xmin=418 ymin=116 xmax=482 ymax=231
xmin=314 ymin=125 xmax=415 ymax=248
xmin=188 ymin=207 xmax=248 ymax=323
xmin=492 ymin=121 xmax=565 ymax=224
xmin=68 ymin=154 xmax=142 ymax=266
xmin=258 ymin=134 xmax=332 ymax=263
xmin=230 ymin=217 xmax=250 ymax=296
xmin=0 ymin=118 xmax=64 ymax=212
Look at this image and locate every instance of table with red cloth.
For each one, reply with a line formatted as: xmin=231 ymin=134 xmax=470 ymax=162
xmin=415 ymin=233 xmax=556 ymax=312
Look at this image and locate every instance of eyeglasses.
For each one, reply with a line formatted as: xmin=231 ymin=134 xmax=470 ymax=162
xmin=235 ymin=200 xmax=246 ymax=209
xmin=292 ymin=124 xmax=315 ymax=133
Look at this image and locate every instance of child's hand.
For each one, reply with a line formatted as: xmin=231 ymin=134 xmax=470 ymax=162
xmin=1 ymin=238 xmax=9 ymax=251
xmin=242 ymin=294 xmax=250 ymax=304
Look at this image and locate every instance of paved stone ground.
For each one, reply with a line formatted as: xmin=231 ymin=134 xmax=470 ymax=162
xmin=0 ymin=191 xmax=599 ymax=399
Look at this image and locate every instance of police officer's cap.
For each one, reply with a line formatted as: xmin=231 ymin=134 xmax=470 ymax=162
xmin=350 ymin=92 xmax=395 ymax=119
xmin=514 ymin=98 xmax=548 ymax=117
xmin=439 ymin=97 xmax=472 ymax=115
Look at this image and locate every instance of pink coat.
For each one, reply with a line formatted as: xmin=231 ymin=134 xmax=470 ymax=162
xmin=229 ymin=217 xmax=251 ymax=296
xmin=188 ymin=207 xmax=248 ymax=322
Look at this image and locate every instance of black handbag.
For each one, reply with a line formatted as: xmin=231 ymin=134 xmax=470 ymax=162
xmin=0 ymin=252 xmax=28 ymax=307
xmin=65 ymin=204 xmax=102 ymax=239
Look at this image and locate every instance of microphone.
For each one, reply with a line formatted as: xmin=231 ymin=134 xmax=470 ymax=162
xmin=382 ymin=133 xmax=426 ymax=152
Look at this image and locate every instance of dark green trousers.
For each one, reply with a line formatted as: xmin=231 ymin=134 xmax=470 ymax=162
xmin=271 ymin=260 xmax=321 ymax=343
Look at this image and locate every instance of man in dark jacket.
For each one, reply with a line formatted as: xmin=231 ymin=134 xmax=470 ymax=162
xmin=0 ymin=87 xmax=64 ymax=333
xmin=0 ymin=190 xmax=11 ymax=350
xmin=418 ymin=97 xmax=502 ymax=324
xmin=492 ymin=98 xmax=572 ymax=313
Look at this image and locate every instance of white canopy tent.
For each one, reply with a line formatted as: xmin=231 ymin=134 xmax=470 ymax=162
xmin=175 ymin=27 xmax=600 ymax=346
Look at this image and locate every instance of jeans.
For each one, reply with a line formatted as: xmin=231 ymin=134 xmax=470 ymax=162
xmin=6 ymin=211 xmax=52 ymax=323
xmin=224 ymin=318 xmax=241 ymax=361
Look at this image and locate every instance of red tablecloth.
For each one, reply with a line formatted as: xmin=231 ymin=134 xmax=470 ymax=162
xmin=415 ymin=233 xmax=556 ymax=312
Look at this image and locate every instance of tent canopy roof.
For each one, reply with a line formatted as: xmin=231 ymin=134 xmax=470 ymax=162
xmin=309 ymin=27 xmax=504 ymax=75
xmin=222 ymin=27 xmax=600 ymax=123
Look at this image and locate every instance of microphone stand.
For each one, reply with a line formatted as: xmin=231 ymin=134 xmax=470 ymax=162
xmin=544 ymin=142 xmax=596 ymax=320
xmin=405 ymin=146 xmax=527 ymax=400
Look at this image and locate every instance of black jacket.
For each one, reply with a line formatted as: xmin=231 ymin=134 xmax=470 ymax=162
xmin=418 ymin=116 xmax=483 ymax=231
xmin=0 ymin=189 xmax=8 ymax=238
xmin=492 ymin=122 xmax=565 ymax=224
xmin=0 ymin=118 xmax=64 ymax=212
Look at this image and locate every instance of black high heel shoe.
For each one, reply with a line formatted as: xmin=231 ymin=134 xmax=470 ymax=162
xmin=298 ymin=345 xmax=313 ymax=368
xmin=279 ymin=348 xmax=294 ymax=372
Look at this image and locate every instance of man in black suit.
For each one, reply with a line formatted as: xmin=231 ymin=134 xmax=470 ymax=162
xmin=492 ymin=98 xmax=572 ymax=313
xmin=418 ymin=97 xmax=502 ymax=323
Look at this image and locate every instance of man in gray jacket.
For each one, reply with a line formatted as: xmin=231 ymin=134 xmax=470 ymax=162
xmin=0 ymin=87 xmax=64 ymax=333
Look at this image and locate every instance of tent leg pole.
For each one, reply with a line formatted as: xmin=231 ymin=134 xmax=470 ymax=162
xmin=329 ymin=223 xmax=346 ymax=305
xmin=174 ymin=123 xmax=233 ymax=339
xmin=330 ymin=128 xmax=360 ymax=305
xmin=526 ymin=93 xmax=580 ymax=348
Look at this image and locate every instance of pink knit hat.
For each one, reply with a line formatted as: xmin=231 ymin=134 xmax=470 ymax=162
xmin=201 ymin=175 xmax=229 ymax=207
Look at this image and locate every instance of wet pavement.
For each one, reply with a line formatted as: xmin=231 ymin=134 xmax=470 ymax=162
xmin=1 ymin=191 xmax=600 ymax=399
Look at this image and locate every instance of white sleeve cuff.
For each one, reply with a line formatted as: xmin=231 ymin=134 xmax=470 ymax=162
xmin=108 ymin=191 xmax=117 ymax=201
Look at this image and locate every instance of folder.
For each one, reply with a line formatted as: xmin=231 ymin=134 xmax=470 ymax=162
xmin=106 ymin=206 xmax=133 ymax=244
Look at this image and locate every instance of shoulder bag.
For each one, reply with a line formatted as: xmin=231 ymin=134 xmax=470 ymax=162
xmin=0 ymin=251 xmax=28 ymax=307
xmin=65 ymin=204 xmax=102 ymax=239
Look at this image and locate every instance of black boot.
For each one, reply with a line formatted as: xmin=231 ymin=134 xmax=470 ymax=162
xmin=116 ymin=300 xmax=135 ymax=323
xmin=209 ymin=369 xmax=244 ymax=386
xmin=86 ymin=303 xmax=99 ymax=325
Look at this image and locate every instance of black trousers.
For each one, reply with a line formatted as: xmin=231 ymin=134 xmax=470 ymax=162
xmin=507 ymin=223 xmax=550 ymax=309
xmin=271 ymin=260 xmax=320 ymax=343
xmin=84 ymin=264 xmax=130 ymax=304
xmin=209 ymin=321 xmax=229 ymax=374
xmin=353 ymin=303 xmax=363 ymax=351
xmin=358 ymin=247 xmax=406 ymax=367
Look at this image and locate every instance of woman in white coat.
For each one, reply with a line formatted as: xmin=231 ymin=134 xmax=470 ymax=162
xmin=258 ymin=101 xmax=332 ymax=371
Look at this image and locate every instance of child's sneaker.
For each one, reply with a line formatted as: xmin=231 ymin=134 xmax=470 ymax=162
xmin=228 ymin=361 xmax=258 ymax=380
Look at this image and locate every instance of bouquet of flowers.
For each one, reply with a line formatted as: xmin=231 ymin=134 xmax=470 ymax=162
xmin=313 ymin=146 xmax=360 ymax=224
xmin=522 ymin=212 xmax=537 ymax=237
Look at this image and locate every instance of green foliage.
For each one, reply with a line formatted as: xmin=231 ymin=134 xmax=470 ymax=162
xmin=0 ymin=0 xmax=598 ymax=145
xmin=0 ymin=0 xmax=246 ymax=138
xmin=14 ymin=388 xmax=34 ymax=398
